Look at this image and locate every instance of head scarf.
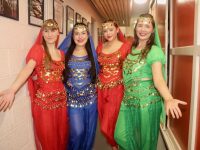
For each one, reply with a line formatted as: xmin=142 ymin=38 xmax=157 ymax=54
xmin=32 ymin=19 xmax=60 ymax=47
xmin=141 ymin=14 xmax=166 ymax=125
xmin=101 ymin=20 xmax=126 ymax=43
xmin=59 ymin=25 xmax=99 ymax=75
xmin=154 ymin=24 xmax=161 ymax=48
xmin=25 ymin=19 xmax=60 ymax=105
xmin=154 ymin=23 xmax=166 ymax=126
xmin=136 ymin=14 xmax=166 ymax=125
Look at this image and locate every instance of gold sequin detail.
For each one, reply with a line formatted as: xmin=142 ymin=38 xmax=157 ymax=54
xmin=33 ymin=54 xmax=66 ymax=110
xmin=36 ymin=90 xmax=66 ymax=102
xmin=39 ymin=60 xmax=64 ymax=83
xmin=123 ymin=99 xmax=161 ymax=108
xmin=70 ymin=69 xmax=88 ymax=79
xmin=34 ymin=90 xmax=67 ymax=110
xmin=97 ymin=78 xmax=123 ymax=89
xmin=98 ymin=49 xmax=123 ymax=87
xmin=123 ymin=80 xmax=161 ymax=108
xmin=33 ymin=100 xmax=66 ymax=110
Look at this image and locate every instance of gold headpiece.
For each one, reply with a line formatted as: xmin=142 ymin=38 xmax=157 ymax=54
xmin=74 ymin=24 xmax=88 ymax=32
xmin=137 ymin=17 xmax=153 ymax=24
xmin=102 ymin=21 xmax=115 ymax=30
xmin=42 ymin=19 xmax=59 ymax=30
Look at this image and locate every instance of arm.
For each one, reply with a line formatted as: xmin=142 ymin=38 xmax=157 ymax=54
xmin=0 ymin=59 xmax=36 ymax=112
xmin=152 ymin=62 xmax=187 ymax=118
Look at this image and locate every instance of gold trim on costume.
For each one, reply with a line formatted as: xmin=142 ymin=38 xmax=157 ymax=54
xmin=102 ymin=21 xmax=115 ymax=30
xmin=74 ymin=24 xmax=88 ymax=32
xmin=123 ymin=99 xmax=161 ymax=108
xmin=137 ymin=17 xmax=153 ymax=24
xmin=42 ymin=19 xmax=59 ymax=30
xmin=97 ymin=79 xmax=123 ymax=89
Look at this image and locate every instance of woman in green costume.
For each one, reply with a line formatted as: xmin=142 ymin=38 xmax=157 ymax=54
xmin=114 ymin=13 xmax=187 ymax=150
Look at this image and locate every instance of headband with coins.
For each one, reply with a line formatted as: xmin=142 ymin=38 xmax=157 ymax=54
xmin=137 ymin=16 xmax=153 ymax=24
xmin=102 ymin=21 xmax=117 ymax=30
xmin=42 ymin=19 xmax=59 ymax=30
xmin=74 ymin=24 xmax=89 ymax=32
xmin=59 ymin=24 xmax=99 ymax=75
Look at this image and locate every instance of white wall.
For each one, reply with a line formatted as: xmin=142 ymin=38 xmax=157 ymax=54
xmin=123 ymin=17 xmax=137 ymax=37
xmin=64 ymin=0 xmax=103 ymax=46
xmin=0 ymin=0 xmax=102 ymax=149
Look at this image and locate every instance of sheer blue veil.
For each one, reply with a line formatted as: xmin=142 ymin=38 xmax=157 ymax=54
xmin=59 ymin=30 xmax=99 ymax=75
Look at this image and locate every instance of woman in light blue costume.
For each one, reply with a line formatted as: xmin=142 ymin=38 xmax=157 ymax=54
xmin=59 ymin=23 xmax=99 ymax=150
xmin=114 ymin=13 xmax=187 ymax=150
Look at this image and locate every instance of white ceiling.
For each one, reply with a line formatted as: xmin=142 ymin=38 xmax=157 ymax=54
xmin=89 ymin=0 xmax=151 ymax=26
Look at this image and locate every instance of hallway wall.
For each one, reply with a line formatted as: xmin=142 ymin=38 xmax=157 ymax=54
xmin=64 ymin=0 xmax=103 ymax=46
xmin=170 ymin=0 xmax=195 ymax=149
xmin=0 ymin=0 xmax=102 ymax=149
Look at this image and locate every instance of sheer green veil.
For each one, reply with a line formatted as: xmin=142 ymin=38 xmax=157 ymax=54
xmin=154 ymin=18 xmax=166 ymax=126
xmin=138 ymin=13 xmax=166 ymax=126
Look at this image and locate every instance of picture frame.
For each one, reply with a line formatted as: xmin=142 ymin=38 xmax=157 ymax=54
xmin=87 ymin=22 xmax=91 ymax=33
xmin=66 ymin=5 xmax=74 ymax=34
xmin=82 ymin=17 xmax=87 ymax=25
xmin=53 ymin=0 xmax=64 ymax=33
xmin=0 ymin=0 xmax=19 ymax=20
xmin=75 ymin=12 xmax=81 ymax=23
xmin=97 ymin=27 xmax=103 ymax=43
xmin=28 ymin=0 xmax=44 ymax=27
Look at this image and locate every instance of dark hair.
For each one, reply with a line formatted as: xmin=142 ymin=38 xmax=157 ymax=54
xmin=63 ymin=22 xmax=97 ymax=84
xmin=133 ymin=13 xmax=155 ymax=59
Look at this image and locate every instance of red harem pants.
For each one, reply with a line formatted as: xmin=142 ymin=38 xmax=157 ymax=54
xmin=97 ymin=84 xmax=124 ymax=146
xmin=32 ymin=104 xmax=69 ymax=150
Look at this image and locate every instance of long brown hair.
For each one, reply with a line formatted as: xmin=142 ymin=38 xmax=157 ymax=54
xmin=133 ymin=13 xmax=155 ymax=59
xmin=42 ymin=19 xmax=59 ymax=69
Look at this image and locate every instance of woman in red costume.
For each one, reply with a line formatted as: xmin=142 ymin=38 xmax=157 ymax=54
xmin=97 ymin=20 xmax=132 ymax=150
xmin=0 ymin=19 xmax=68 ymax=150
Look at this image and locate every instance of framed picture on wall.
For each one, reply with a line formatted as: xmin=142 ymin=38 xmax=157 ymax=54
xmin=53 ymin=0 xmax=64 ymax=33
xmin=82 ymin=17 xmax=87 ymax=25
xmin=66 ymin=5 xmax=74 ymax=34
xmin=28 ymin=0 xmax=44 ymax=27
xmin=97 ymin=27 xmax=103 ymax=43
xmin=0 ymin=0 xmax=19 ymax=20
xmin=75 ymin=12 xmax=81 ymax=23
xmin=87 ymin=22 xmax=91 ymax=33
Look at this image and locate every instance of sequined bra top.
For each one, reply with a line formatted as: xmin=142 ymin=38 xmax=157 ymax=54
xmin=97 ymin=50 xmax=123 ymax=89
xmin=65 ymin=55 xmax=97 ymax=108
xmin=34 ymin=52 xmax=66 ymax=110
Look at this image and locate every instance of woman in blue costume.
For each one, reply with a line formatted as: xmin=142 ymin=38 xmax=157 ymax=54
xmin=114 ymin=13 xmax=187 ymax=150
xmin=59 ymin=23 xmax=99 ymax=150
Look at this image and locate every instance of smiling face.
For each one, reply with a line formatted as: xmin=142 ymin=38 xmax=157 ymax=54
xmin=135 ymin=17 xmax=154 ymax=42
xmin=42 ymin=19 xmax=59 ymax=45
xmin=102 ymin=22 xmax=119 ymax=42
xmin=42 ymin=28 xmax=59 ymax=44
xmin=73 ymin=24 xmax=89 ymax=47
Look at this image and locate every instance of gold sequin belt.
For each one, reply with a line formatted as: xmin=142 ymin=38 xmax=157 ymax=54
xmin=132 ymin=77 xmax=152 ymax=81
xmin=33 ymin=100 xmax=66 ymax=110
xmin=123 ymin=98 xmax=161 ymax=108
xmin=35 ymin=90 xmax=66 ymax=101
xmin=97 ymin=79 xmax=123 ymax=89
xmin=34 ymin=90 xmax=66 ymax=110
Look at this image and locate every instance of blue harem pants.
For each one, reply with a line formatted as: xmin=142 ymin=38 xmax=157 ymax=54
xmin=67 ymin=102 xmax=97 ymax=150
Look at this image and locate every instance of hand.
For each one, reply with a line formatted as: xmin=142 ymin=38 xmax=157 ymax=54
xmin=0 ymin=89 xmax=15 ymax=112
xmin=165 ymin=99 xmax=187 ymax=119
